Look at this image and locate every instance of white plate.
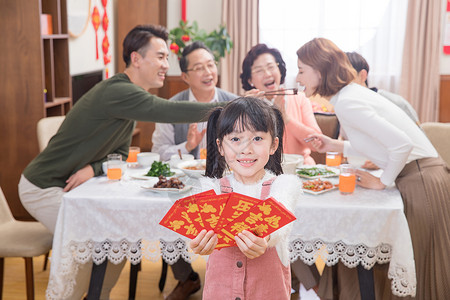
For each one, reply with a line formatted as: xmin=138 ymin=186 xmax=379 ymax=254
xmin=130 ymin=169 xmax=184 ymax=180
xmin=296 ymin=165 xmax=339 ymax=179
xmin=141 ymin=184 xmax=192 ymax=193
xmin=302 ymin=186 xmax=338 ymax=195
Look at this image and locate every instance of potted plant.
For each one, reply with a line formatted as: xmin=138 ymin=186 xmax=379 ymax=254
xmin=169 ymin=20 xmax=233 ymax=61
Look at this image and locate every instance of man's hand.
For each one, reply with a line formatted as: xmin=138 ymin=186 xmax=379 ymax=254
xmin=185 ymin=123 xmax=206 ymax=152
xmin=235 ymin=230 xmax=268 ymax=259
xmin=63 ymin=164 xmax=94 ymax=192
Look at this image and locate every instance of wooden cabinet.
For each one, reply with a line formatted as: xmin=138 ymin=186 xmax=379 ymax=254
xmin=439 ymin=75 xmax=450 ymax=122
xmin=42 ymin=0 xmax=72 ymax=116
xmin=0 ymin=0 xmax=71 ymax=220
xmin=116 ymin=0 xmax=167 ymax=152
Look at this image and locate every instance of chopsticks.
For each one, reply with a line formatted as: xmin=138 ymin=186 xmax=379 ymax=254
xmin=264 ymin=88 xmax=298 ymax=96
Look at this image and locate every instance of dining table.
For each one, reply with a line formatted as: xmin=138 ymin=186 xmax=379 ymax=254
xmin=45 ymin=166 xmax=416 ymax=299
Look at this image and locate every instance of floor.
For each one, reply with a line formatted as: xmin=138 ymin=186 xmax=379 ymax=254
xmin=2 ymin=254 xmax=320 ymax=299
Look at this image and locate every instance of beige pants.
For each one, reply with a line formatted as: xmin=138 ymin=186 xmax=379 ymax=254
xmin=19 ymin=175 xmax=125 ymax=300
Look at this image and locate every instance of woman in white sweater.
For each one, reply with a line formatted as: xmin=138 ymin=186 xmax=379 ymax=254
xmin=296 ymin=37 xmax=450 ymax=300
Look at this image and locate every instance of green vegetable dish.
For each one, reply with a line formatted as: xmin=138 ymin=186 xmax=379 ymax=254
xmin=296 ymin=167 xmax=336 ymax=177
xmin=145 ymin=161 xmax=175 ymax=177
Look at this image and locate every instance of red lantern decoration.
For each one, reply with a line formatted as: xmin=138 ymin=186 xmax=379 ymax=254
xmin=102 ymin=11 xmax=109 ymax=32
xmin=101 ymin=0 xmax=110 ymax=78
xmin=91 ymin=6 xmax=100 ymax=60
xmin=102 ymin=35 xmax=109 ymax=56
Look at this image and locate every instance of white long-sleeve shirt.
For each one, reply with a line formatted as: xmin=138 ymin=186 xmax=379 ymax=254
xmin=199 ymin=172 xmax=302 ymax=266
xmin=331 ymin=83 xmax=437 ymax=186
xmin=151 ymin=89 xmax=218 ymax=161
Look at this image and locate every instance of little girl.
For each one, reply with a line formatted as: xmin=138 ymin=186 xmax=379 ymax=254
xmin=189 ymin=97 xmax=302 ymax=300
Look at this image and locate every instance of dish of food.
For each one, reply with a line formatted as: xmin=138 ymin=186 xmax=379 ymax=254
xmin=296 ymin=165 xmax=339 ymax=179
xmin=141 ymin=176 xmax=192 ymax=193
xmin=302 ymin=179 xmax=338 ymax=195
xmin=177 ymin=159 xmax=206 ymax=179
xmin=130 ymin=168 xmax=184 ymax=180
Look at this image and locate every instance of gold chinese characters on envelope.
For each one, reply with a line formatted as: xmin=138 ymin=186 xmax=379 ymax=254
xmin=159 ymin=190 xmax=296 ymax=249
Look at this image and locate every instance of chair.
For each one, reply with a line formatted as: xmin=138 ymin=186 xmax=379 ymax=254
xmin=36 ymin=116 xmax=65 ymax=152
xmin=421 ymin=122 xmax=450 ymax=166
xmin=0 ymin=187 xmax=53 ymax=300
xmin=310 ymin=113 xmax=340 ymax=164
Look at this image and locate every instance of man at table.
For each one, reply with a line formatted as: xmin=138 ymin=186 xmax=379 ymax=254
xmin=152 ymin=41 xmax=236 ymax=300
xmin=18 ymin=24 xmax=223 ymax=300
xmin=152 ymin=41 xmax=236 ymax=160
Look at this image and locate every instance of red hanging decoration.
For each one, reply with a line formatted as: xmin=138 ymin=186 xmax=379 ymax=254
xmin=102 ymin=35 xmax=109 ymax=56
xmin=181 ymin=0 xmax=186 ymax=22
xmin=101 ymin=0 xmax=110 ymax=78
xmin=91 ymin=6 xmax=100 ymax=60
xmin=102 ymin=10 xmax=109 ymax=32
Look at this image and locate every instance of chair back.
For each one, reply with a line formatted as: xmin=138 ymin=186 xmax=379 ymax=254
xmin=421 ymin=122 xmax=450 ymax=166
xmin=37 ymin=116 xmax=65 ymax=152
xmin=310 ymin=113 xmax=340 ymax=164
xmin=0 ymin=187 xmax=14 ymax=224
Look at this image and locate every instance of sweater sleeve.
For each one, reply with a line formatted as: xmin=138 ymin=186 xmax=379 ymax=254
xmin=104 ymin=81 xmax=222 ymax=124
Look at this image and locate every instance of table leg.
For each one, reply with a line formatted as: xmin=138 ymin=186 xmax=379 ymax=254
xmin=86 ymin=260 xmax=107 ymax=300
xmin=129 ymin=262 xmax=141 ymax=300
xmin=357 ymin=265 xmax=375 ymax=300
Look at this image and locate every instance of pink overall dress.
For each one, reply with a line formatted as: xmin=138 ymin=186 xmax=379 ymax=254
xmin=202 ymin=177 xmax=291 ymax=300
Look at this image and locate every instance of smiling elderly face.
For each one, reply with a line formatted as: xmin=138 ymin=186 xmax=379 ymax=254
xmin=248 ymin=53 xmax=282 ymax=95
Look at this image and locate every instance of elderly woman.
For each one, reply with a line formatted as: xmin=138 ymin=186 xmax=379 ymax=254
xmin=297 ymin=37 xmax=450 ymax=300
xmin=240 ymin=44 xmax=322 ymax=166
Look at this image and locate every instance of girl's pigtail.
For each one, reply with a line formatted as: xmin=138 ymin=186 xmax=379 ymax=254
xmin=267 ymin=106 xmax=285 ymax=175
xmin=205 ymin=107 xmax=225 ymax=178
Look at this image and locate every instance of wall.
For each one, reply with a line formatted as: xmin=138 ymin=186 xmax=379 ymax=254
xmin=166 ymin=0 xmax=223 ymax=75
xmin=441 ymin=0 xmax=450 ymax=74
xmin=68 ymin=1 xmax=450 ymax=77
xmin=68 ymin=0 xmax=115 ymax=77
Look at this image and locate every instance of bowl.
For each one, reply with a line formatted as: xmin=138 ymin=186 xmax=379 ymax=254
xmin=137 ymin=152 xmax=160 ymax=167
xmin=169 ymin=153 xmax=195 ymax=168
xmin=177 ymin=159 xmax=206 ymax=179
xmin=282 ymin=154 xmax=304 ymax=174
xmin=102 ymin=161 xmax=127 ymax=175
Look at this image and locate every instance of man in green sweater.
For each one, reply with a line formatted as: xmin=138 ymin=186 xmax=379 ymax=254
xmin=19 ymin=24 xmax=221 ymax=300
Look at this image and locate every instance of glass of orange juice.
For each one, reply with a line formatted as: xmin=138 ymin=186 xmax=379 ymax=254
xmin=126 ymin=146 xmax=140 ymax=163
xmin=107 ymin=154 xmax=122 ymax=180
xmin=200 ymin=148 xmax=207 ymax=160
xmin=326 ymin=152 xmax=342 ymax=167
xmin=339 ymin=164 xmax=356 ymax=195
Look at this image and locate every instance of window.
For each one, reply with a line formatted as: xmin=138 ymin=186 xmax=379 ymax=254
xmin=259 ymin=0 xmax=408 ymax=93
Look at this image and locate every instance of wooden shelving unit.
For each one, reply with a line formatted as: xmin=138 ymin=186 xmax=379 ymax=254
xmin=0 ymin=0 xmax=72 ymax=220
xmin=41 ymin=0 xmax=72 ymax=116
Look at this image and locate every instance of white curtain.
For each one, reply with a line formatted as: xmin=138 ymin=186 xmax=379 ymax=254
xmin=220 ymin=0 xmax=259 ymax=95
xmin=259 ymin=0 xmax=408 ymax=93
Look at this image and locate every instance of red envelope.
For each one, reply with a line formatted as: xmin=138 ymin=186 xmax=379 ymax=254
xmin=195 ymin=194 xmax=230 ymax=231
xmin=219 ymin=197 xmax=296 ymax=240
xmin=178 ymin=189 xmax=217 ymax=230
xmin=159 ymin=190 xmax=216 ymax=238
xmin=214 ymin=192 xmax=261 ymax=231
xmin=159 ymin=191 xmax=296 ymax=250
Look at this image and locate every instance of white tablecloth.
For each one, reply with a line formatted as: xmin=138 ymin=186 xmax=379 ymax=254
xmin=46 ymin=171 xmax=416 ymax=299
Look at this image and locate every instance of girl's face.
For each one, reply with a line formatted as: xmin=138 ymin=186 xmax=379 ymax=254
xmin=218 ymin=128 xmax=279 ymax=184
xmin=296 ymin=58 xmax=321 ymax=97
xmin=248 ymin=53 xmax=281 ymax=93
